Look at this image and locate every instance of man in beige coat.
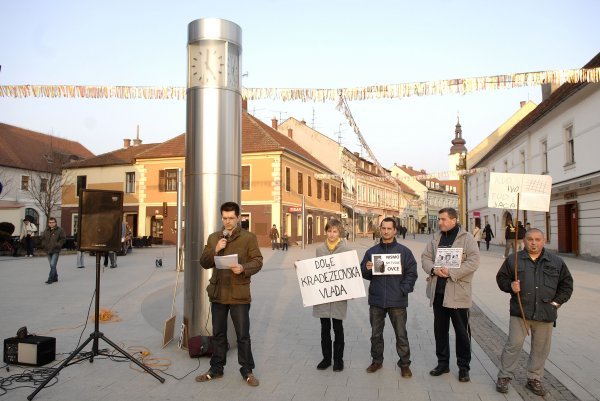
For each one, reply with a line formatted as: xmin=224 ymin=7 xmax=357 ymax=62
xmin=421 ymin=208 xmax=480 ymax=382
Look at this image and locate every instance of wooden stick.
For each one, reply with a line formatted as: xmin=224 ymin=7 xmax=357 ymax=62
xmin=514 ymin=194 xmax=530 ymax=335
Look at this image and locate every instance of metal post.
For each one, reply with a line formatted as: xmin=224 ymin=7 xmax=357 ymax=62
xmin=184 ymin=18 xmax=242 ymax=338
xmin=176 ymin=168 xmax=183 ymax=272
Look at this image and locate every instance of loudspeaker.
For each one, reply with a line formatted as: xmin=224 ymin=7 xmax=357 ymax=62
xmin=78 ymin=189 xmax=123 ymax=252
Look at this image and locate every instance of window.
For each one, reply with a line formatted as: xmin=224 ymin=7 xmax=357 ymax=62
xmin=337 ymin=187 xmax=342 ymax=204
xmin=297 ymin=215 xmax=302 ymax=236
xmin=21 ymin=175 xmax=30 ymax=191
xmin=317 ymin=180 xmax=322 ymax=199
xmin=541 ymin=140 xmax=548 ymax=173
xmin=72 ymin=213 xmax=79 ymax=236
xmin=332 ymin=186 xmax=336 ymax=203
xmin=40 ymin=178 xmax=48 ymax=193
xmin=126 ymin=172 xmax=136 ymax=193
xmin=285 ymin=167 xmax=291 ymax=192
xmin=324 ymin=183 xmax=330 ymax=201
xmin=241 ymin=165 xmax=250 ymax=190
xmin=520 ymin=150 xmax=526 ymax=173
xmin=565 ymin=125 xmax=575 ymax=165
xmin=24 ymin=208 xmax=39 ymax=226
xmin=503 ymin=160 xmax=508 ymax=172
xmin=297 ymin=172 xmax=303 ymax=194
xmin=307 ymin=176 xmax=312 ymax=197
xmin=159 ymin=169 xmax=178 ymax=192
xmin=76 ymin=175 xmax=87 ymax=196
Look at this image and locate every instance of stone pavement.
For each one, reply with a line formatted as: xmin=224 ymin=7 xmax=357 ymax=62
xmin=0 ymin=235 xmax=598 ymax=401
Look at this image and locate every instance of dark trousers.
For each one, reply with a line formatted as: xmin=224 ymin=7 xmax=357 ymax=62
xmin=320 ymin=318 xmax=344 ymax=361
xmin=433 ymin=293 xmax=471 ymax=371
xmin=369 ymin=305 xmax=411 ymax=367
xmin=25 ymin=235 xmax=34 ymax=256
xmin=485 ymin=240 xmax=491 ymax=250
xmin=210 ymin=302 xmax=254 ymax=378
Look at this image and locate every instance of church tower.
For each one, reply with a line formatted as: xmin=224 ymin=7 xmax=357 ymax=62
xmin=448 ymin=116 xmax=467 ymax=179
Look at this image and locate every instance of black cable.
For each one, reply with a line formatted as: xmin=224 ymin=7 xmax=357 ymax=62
xmin=157 ymin=358 xmax=201 ymax=381
xmin=74 ymin=287 xmax=96 ymax=350
xmin=0 ymin=367 xmax=59 ymax=397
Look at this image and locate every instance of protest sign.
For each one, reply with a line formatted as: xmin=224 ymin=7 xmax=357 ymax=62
xmin=371 ymin=254 xmax=402 ymax=275
xmin=488 ymin=172 xmax=552 ymax=212
xmin=295 ymin=250 xmax=366 ymax=307
xmin=434 ymin=248 xmax=463 ymax=268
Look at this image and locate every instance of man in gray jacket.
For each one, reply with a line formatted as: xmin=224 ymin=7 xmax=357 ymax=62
xmin=421 ymin=208 xmax=480 ymax=382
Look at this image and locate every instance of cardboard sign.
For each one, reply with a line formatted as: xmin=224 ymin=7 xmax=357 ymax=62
xmin=434 ymin=248 xmax=463 ymax=269
xmin=488 ymin=172 xmax=552 ymax=212
xmin=371 ymin=254 xmax=402 ymax=275
xmin=295 ymin=250 xmax=366 ymax=307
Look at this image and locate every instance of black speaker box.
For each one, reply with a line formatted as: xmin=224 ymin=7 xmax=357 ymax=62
xmin=78 ymin=189 xmax=123 ymax=252
xmin=3 ymin=336 xmax=56 ymax=366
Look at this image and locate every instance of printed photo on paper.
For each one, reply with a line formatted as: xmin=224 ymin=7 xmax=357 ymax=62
xmin=434 ymin=248 xmax=463 ymax=269
xmin=371 ymin=254 xmax=402 ymax=275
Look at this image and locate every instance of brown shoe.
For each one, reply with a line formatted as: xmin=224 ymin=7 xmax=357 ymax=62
xmin=526 ymin=379 xmax=546 ymax=396
xmin=245 ymin=373 xmax=259 ymax=387
xmin=400 ymin=366 xmax=412 ymax=378
xmin=496 ymin=377 xmax=510 ymax=393
xmin=366 ymin=362 xmax=382 ymax=373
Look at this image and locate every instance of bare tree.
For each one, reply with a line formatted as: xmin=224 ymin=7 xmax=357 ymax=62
xmin=27 ymin=151 xmax=73 ymax=224
xmin=0 ymin=171 xmax=13 ymax=200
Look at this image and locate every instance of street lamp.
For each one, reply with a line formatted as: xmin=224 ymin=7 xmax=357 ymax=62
xmin=457 ymin=150 xmax=468 ymax=231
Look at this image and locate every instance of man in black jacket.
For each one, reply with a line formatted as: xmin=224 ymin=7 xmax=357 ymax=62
xmin=360 ymin=217 xmax=418 ymax=379
xmin=495 ymin=228 xmax=573 ymax=396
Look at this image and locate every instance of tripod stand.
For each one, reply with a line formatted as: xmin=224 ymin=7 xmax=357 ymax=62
xmin=28 ymin=253 xmax=165 ymax=400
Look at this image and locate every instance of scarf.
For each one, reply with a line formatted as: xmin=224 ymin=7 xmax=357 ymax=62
xmin=326 ymin=238 xmax=341 ymax=252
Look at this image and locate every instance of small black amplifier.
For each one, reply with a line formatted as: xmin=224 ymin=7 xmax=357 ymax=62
xmin=3 ymin=336 xmax=56 ymax=366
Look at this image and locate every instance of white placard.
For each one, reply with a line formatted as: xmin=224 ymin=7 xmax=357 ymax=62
xmin=488 ymin=172 xmax=552 ymax=212
xmin=214 ymin=254 xmax=238 ymax=269
xmin=371 ymin=254 xmax=402 ymax=275
xmin=434 ymin=248 xmax=463 ymax=269
xmin=295 ymin=250 xmax=366 ymax=307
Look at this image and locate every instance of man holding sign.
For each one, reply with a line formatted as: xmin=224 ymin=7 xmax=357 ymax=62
xmin=361 ymin=217 xmax=418 ymax=378
xmin=421 ymin=208 xmax=480 ymax=383
xmin=196 ymin=202 xmax=263 ymax=387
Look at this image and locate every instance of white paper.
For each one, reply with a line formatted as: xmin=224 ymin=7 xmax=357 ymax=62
xmin=371 ymin=254 xmax=402 ymax=275
xmin=434 ymin=248 xmax=463 ymax=269
xmin=214 ymin=254 xmax=238 ymax=269
xmin=487 ymin=172 xmax=552 ymax=212
xmin=294 ymin=250 xmax=366 ymax=307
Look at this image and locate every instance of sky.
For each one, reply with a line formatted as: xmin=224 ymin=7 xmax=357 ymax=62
xmin=1 ymin=0 xmax=599 ymax=175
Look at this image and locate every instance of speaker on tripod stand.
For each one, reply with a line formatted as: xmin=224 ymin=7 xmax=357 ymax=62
xmin=28 ymin=189 xmax=164 ymax=400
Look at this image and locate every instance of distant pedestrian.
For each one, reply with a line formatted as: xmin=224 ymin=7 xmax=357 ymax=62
xmin=76 ymin=251 xmax=85 ymax=268
xmin=21 ymin=219 xmax=37 ymax=257
xmin=504 ymin=218 xmax=517 ymax=258
xmin=281 ymin=233 xmax=288 ymax=251
xmin=314 ymin=219 xmax=350 ymax=372
xmin=41 ymin=217 xmax=66 ymax=284
xmin=517 ymin=221 xmax=526 ymax=251
xmin=472 ymin=223 xmax=482 ymax=249
xmin=525 ymin=222 xmax=531 ymax=231
xmin=483 ymin=224 xmax=494 ymax=250
xmin=269 ymin=224 xmax=280 ymax=250
xmin=402 ymin=226 xmax=407 ymax=239
xmin=495 ymin=228 xmax=573 ymax=396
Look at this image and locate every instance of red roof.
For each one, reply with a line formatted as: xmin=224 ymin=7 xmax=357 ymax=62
xmin=67 ymin=143 xmax=159 ymax=168
xmin=0 ymin=123 xmax=94 ymax=172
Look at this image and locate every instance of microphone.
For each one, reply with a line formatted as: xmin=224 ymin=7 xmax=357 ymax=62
xmin=222 ymin=230 xmax=230 ymax=241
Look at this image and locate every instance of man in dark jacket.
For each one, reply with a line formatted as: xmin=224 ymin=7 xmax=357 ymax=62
xmin=41 ymin=217 xmax=66 ymax=284
xmin=495 ymin=228 xmax=573 ymax=396
xmin=360 ymin=217 xmax=418 ymax=379
xmin=196 ymin=202 xmax=263 ymax=387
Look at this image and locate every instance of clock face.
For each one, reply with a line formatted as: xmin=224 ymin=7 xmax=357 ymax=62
xmin=189 ymin=40 xmax=225 ymax=87
xmin=227 ymin=45 xmax=240 ymax=88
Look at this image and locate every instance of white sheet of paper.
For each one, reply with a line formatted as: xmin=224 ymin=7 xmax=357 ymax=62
xmin=214 ymin=254 xmax=238 ymax=269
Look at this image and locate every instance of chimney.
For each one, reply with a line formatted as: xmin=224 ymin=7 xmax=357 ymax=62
xmin=287 ymin=128 xmax=293 ymax=139
xmin=520 ymin=101 xmax=526 ymax=108
xmin=242 ymin=98 xmax=248 ymax=111
xmin=408 ymin=166 xmax=413 ymax=170
xmin=271 ymin=117 xmax=278 ymax=130
xmin=541 ymin=83 xmax=558 ymax=101
xmin=401 ymin=164 xmax=406 ymax=168
xmin=420 ymin=169 xmax=426 ymax=173
xmin=300 ymin=119 xmax=306 ymax=125
xmin=123 ymin=138 xmax=131 ymax=149
xmin=132 ymin=125 xmax=142 ymax=146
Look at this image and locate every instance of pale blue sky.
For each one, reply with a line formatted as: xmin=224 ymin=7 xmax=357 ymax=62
xmin=1 ymin=0 xmax=599 ymax=173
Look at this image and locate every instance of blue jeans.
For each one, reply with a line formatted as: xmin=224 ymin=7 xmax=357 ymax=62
xmin=369 ymin=305 xmax=411 ymax=367
xmin=210 ymin=303 xmax=254 ymax=378
xmin=47 ymin=252 xmax=60 ymax=281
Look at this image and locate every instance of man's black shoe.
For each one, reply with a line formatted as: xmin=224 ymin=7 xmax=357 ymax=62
xmin=429 ymin=365 xmax=450 ymax=376
xmin=458 ymin=370 xmax=470 ymax=382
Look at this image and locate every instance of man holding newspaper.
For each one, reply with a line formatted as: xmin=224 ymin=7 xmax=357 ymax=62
xmin=421 ymin=207 xmax=480 ymax=383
